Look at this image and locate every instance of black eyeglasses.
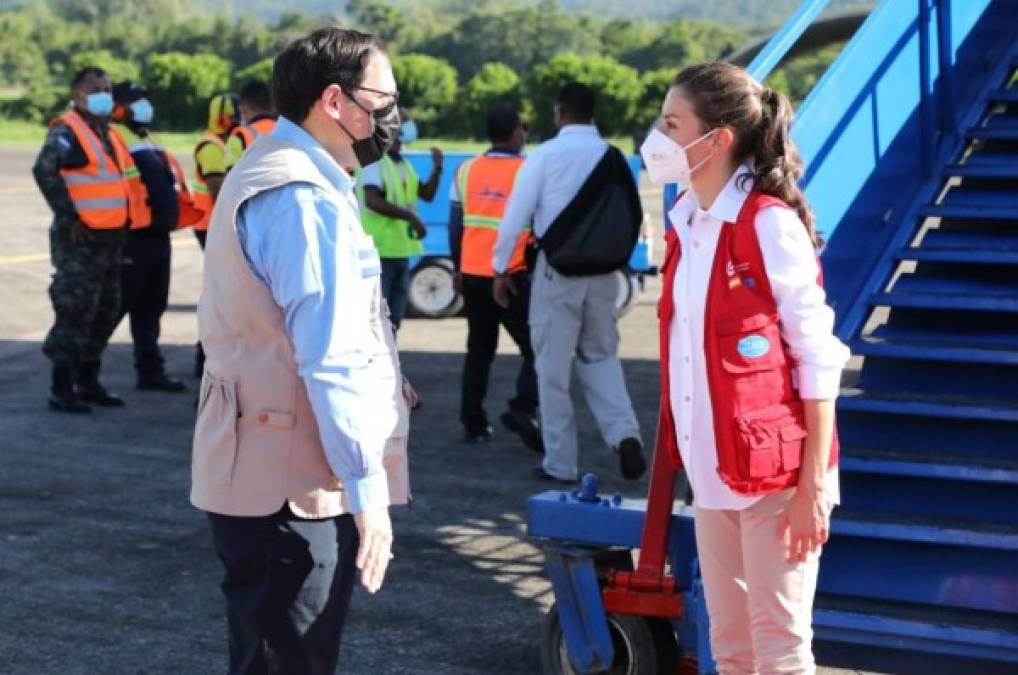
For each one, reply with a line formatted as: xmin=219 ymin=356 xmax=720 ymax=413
xmin=353 ymin=86 xmax=399 ymax=105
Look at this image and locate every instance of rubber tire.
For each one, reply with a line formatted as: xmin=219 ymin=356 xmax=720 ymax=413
xmin=541 ymin=604 xmax=662 ymax=675
xmin=407 ymin=257 xmax=464 ymax=318
xmin=614 ymin=270 xmax=637 ymax=318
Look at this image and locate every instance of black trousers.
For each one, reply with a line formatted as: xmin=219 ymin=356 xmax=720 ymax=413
xmin=207 ymin=505 xmax=360 ymax=675
xmin=118 ymin=232 xmax=171 ymax=379
xmin=460 ymin=272 xmax=538 ymax=431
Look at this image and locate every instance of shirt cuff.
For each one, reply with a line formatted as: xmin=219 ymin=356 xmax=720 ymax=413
xmin=796 ymin=363 xmax=844 ymax=400
xmin=342 ymin=471 xmax=390 ymax=514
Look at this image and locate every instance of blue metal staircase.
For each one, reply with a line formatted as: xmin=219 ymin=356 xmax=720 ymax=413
xmin=812 ymin=12 xmax=1018 ymax=669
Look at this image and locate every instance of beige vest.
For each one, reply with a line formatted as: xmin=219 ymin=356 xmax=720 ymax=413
xmin=191 ymin=135 xmax=410 ymax=518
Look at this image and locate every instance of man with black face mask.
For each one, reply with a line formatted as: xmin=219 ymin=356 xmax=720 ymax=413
xmin=191 ymin=28 xmax=417 ymax=674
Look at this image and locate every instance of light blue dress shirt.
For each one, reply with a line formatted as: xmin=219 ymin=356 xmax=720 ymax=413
xmin=235 ymin=116 xmax=391 ymax=514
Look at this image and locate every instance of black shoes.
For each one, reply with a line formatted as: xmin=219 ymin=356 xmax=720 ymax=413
xmin=137 ymin=372 xmax=187 ymax=392
xmin=531 ymin=465 xmax=575 ymax=485
xmin=49 ymin=365 xmax=91 ymax=414
xmin=464 ymin=424 xmax=494 ymax=443
xmin=617 ymin=437 xmax=646 ymax=480
xmin=75 ymin=361 xmax=125 ymax=407
xmin=500 ymin=410 xmax=544 ymax=454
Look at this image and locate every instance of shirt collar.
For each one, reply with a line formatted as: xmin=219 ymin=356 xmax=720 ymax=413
xmin=556 ymin=124 xmax=599 ymax=137
xmin=698 ymin=164 xmax=754 ymax=223
xmin=270 ymin=116 xmax=353 ymax=192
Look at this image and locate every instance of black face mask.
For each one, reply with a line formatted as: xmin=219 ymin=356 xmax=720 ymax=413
xmin=337 ymin=93 xmax=400 ymax=167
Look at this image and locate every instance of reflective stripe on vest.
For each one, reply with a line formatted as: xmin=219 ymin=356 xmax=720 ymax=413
xmin=110 ymin=124 xmax=153 ymax=230
xmin=192 ymin=130 xmax=227 ymax=231
xmin=355 ymin=155 xmax=421 ymax=259
xmin=459 ymin=155 xmax=528 ymax=277
xmin=54 ymin=112 xmax=131 ymax=230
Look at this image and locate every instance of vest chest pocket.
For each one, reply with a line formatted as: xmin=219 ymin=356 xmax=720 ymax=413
xmin=195 ymin=371 xmax=239 ymax=486
xmin=717 ymin=312 xmax=786 ymax=374
xmin=736 ymin=401 xmax=807 ymax=478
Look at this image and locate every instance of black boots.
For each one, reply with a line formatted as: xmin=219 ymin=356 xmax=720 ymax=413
xmin=49 ymin=365 xmax=91 ymax=414
xmin=137 ymin=371 xmax=187 ymax=392
xmin=75 ymin=360 xmax=125 ymax=407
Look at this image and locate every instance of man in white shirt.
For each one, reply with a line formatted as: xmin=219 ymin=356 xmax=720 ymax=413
xmin=492 ymin=83 xmax=644 ymax=483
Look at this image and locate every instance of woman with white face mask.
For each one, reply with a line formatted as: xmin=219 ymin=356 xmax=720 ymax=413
xmin=640 ymin=62 xmax=850 ymax=675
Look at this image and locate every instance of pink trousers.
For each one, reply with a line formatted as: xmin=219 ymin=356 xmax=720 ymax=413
xmin=694 ymin=489 xmax=828 ymax=675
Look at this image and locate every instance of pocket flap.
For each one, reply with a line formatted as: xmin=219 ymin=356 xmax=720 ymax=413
xmin=253 ymin=410 xmax=295 ymax=429
xmin=780 ymin=423 xmax=808 ymax=442
xmin=717 ymin=312 xmax=778 ymax=336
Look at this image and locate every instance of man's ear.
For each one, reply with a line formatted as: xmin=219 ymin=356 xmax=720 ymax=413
xmin=321 ymin=83 xmax=344 ymax=120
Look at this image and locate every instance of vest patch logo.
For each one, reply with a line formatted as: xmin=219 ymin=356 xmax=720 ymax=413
xmin=737 ymin=335 xmax=770 ymax=358
xmin=726 ymin=260 xmax=751 ymax=277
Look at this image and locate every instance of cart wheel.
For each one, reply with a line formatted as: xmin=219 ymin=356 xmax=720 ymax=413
xmin=614 ymin=270 xmax=637 ymax=318
xmin=541 ymin=604 xmax=665 ymax=675
xmin=407 ymin=258 xmax=463 ymax=318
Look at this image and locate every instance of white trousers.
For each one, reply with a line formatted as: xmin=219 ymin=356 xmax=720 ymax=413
xmin=529 ymin=255 xmax=640 ymax=480
xmin=694 ymin=489 xmax=828 ymax=675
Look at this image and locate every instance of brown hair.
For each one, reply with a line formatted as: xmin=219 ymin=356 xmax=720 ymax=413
xmin=673 ymin=62 xmax=818 ymax=245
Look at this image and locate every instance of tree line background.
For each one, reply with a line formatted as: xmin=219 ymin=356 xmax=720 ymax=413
xmin=0 ymin=0 xmax=852 ymax=140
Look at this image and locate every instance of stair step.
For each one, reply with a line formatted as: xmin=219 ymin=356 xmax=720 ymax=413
xmin=920 ymin=229 xmax=1018 ymax=250
xmin=968 ymin=126 xmax=1018 ymax=141
xmin=921 ymin=204 xmax=1018 ymax=219
xmin=868 ymin=325 xmax=1018 ymax=350
xmin=814 ymin=594 xmax=1018 ymax=655
xmin=988 ymin=88 xmax=1018 ymax=104
xmin=897 ymin=247 xmax=1018 ymax=264
xmin=838 ymin=392 xmax=1018 ymax=422
xmin=832 ymin=511 xmax=1018 ymax=550
xmin=870 ymin=291 xmax=1018 ymax=312
xmin=851 ymin=337 xmax=1018 ymax=365
xmin=839 ymin=448 xmax=1018 ymax=484
xmin=943 ymin=163 xmax=1018 ymax=180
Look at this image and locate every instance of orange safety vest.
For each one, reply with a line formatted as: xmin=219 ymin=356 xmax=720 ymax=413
xmin=53 ymin=111 xmax=141 ymax=230
xmin=191 ymin=130 xmax=227 ymax=232
xmin=231 ymin=116 xmax=277 ymax=153
xmin=457 ymin=154 xmax=529 ymax=277
xmin=124 ymin=133 xmax=208 ymax=231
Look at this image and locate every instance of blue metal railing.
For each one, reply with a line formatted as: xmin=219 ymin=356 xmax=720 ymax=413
xmin=746 ymin=0 xmax=833 ymax=80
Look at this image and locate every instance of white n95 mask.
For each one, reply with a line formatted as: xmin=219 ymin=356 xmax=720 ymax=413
xmin=640 ymin=127 xmax=716 ymax=185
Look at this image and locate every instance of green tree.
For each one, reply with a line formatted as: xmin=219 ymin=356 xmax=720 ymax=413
xmin=636 ymin=68 xmax=675 ymax=126
xmin=462 ymin=62 xmax=522 ymax=138
xmin=68 ymin=49 xmax=141 ymax=83
xmin=0 ymin=12 xmax=49 ymax=86
xmin=391 ymin=53 xmax=457 ymax=135
xmin=619 ymin=19 xmax=744 ymax=72
xmin=144 ymin=51 xmax=231 ymax=129
xmin=233 ymin=57 xmax=274 ymax=89
xmin=529 ymin=52 xmax=643 ymax=138
xmin=420 ymin=2 xmax=601 ymax=82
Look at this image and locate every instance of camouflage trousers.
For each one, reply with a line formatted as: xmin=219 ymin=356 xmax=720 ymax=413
xmin=42 ymin=222 xmax=123 ymax=368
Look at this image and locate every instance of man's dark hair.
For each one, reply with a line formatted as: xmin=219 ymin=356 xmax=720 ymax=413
xmin=71 ymin=67 xmax=107 ymax=91
xmin=238 ymin=80 xmax=273 ymax=112
xmin=272 ymin=27 xmax=385 ymax=123
xmin=556 ymin=82 xmax=596 ymax=122
xmin=486 ymin=104 xmax=521 ymax=144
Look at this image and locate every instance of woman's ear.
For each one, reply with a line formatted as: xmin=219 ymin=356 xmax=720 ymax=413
xmin=714 ymin=126 xmax=736 ymax=153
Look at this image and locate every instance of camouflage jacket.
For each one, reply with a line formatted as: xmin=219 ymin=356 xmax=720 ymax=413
xmin=32 ymin=108 xmax=125 ymax=244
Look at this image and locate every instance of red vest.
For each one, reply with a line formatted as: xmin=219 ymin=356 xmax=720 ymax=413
xmin=657 ymin=191 xmax=839 ymax=496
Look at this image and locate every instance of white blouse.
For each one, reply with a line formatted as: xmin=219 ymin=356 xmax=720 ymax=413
xmin=668 ymin=166 xmax=850 ymax=510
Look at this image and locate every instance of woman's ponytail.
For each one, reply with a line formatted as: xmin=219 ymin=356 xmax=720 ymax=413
xmin=673 ymin=64 xmax=820 ymax=247
xmin=753 ymin=88 xmax=818 ymax=246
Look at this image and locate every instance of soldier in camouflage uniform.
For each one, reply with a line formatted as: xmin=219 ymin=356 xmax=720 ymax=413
xmin=32 ymin=67 xmax=128 ymax=413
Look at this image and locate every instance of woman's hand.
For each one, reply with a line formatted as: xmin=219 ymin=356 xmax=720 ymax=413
xmin=779 ymin=488 xmax=829 ymax=564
